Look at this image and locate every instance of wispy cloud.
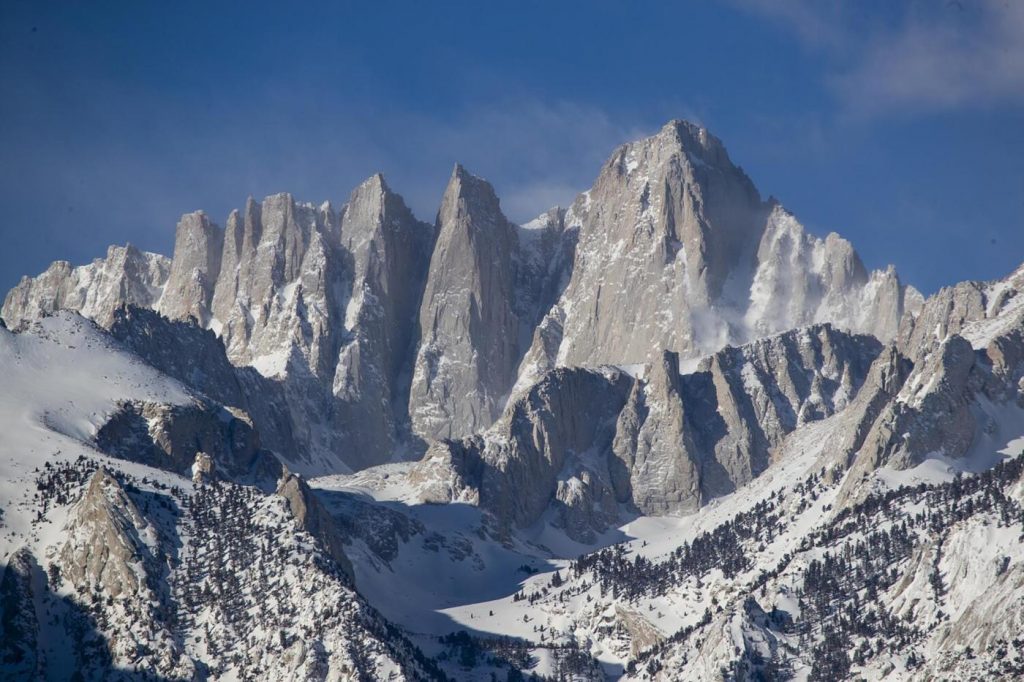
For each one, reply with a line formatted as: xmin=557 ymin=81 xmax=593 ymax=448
xmin=734 ymin=0 xmax=1024 ymax=117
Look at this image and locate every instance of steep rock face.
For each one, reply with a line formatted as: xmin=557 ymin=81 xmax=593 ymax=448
xmin=2 ymin=120 xmax=921 ymax=473
xmin=610 ymin=324 xmax=881 ymax=515
xmin=209 ymin=193 xmax=345 ymax=379
xmin=521 ymin=121 xmax=918 ymax=380
xmin=842 ymin=332 xmax=1024 ymax=491
xmin=899 ymin=262 xmax=1024 ymax=361
xmin=410 ymin=166 xmax=523 ymax=441
xmin=276 ymin=471 xmax=355 ymax=581
xmin=158 ymin=210 xmax=224 ymax=325
xmin=867 ymin=335 xmax=980 ymax=470
xmin=477 ymin=367 xmax=632 ymax=535
xmin=1 ymin=244 xmax=169 ymax=328
xmin=107 ymin=305 xmax=299 ymax=466
xmin=333 ymin=175 xmax=436 ymax=466
xmin=833 ymin=264 xmax=1024 ymax=491
xmin=416 ymin=324 xmax=882 ymax=537
xmin=539 ymin=120 xmax=765 ymax=369
xmin=412 ymin=367 xmax=632 ymax=539
xmin=611 ymin=351 xmax=703 ymax=515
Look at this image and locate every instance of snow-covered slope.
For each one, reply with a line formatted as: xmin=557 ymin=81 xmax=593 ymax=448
xmin=0 ymin=314 xmax=445 ymax=680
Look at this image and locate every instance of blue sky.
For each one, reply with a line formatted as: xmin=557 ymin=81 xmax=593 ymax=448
xmin=1 ymin=1 xmax=1022 ymax=295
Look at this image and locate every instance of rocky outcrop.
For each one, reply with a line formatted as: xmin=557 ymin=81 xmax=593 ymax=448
xmin=829 ymin=264 xmax=1024 ymax=502
xmin=531 ymin=120 xmax=765 ymax=370
xmin=521 ymin=121 xmax=918 ymax=379
xmin=1 ymin=244 xmax=169 ymax=328
xmin=57 ymin=468 xmax=193 ymax=678
xmin=94 ymin=398 xmax=280 ymax=483
xmin=412 ymin=366 xmax=632 ymax=539
xmin=416 ymin=324 xmax=883 ymax=538
xmin=747 ymin=204 xmax=921 ymax=342
xmin=611 ymin=351 xmax=703 ymax=515
xmin=210 ymin=192 xmax=346 ymax=379
xmin=610 ymin=324 xmax=881 ymax=515
xmin=275 ymin=471 xmax=355 ymax=581
xmin=898 ymin=262 xmax=1024 ymax=360
xmin=477 ymin=366 xmax=632 ymax=535
xmin=58 ymin=469 xmax=155 ymax=598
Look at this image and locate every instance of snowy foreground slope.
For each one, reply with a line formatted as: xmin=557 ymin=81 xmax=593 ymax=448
xmin=2 ymin=121 xmax=1024 ymax=680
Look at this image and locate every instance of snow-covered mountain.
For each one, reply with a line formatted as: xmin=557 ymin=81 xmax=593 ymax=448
xmin=2 ymin=120 xmax=1022 ymax=681
xmin=2 ymin=120 xmax=919 ymax=474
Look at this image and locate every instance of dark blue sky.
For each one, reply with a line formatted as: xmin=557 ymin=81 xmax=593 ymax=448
xmin=1 ymin=1 xmax=1022 ymax=295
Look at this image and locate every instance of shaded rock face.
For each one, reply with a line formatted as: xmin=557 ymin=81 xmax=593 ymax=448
xmin=107 ymin=305 xmax=299 ymax=469
xmin=614 ymin=324 xmax=881 ymax=515
xmin=0 ymin=548 xmax=42 ymax=678
xmin=410 ymin=168 xmax=575 ymax=442
xmin=416 ymin=324 xmax=883 ymax=539
xmin=275 ymin=471 xmax=355 ymax=582
xmin=333 ymin=175 xmax=436 ymax=467
xmin=411 ymin=366 xmax=632 ymax=542
xmin=477 ymin=367 xmax=633 ymax=535
xmin=94 ymin=398 xmax=277 ymax=481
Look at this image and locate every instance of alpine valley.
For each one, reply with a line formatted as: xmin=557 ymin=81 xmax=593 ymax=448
xmin=2 ymin=120 xmax=1023 ymax=681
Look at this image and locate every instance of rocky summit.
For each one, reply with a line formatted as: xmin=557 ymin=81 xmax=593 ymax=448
xmin=2 ymin=120 xmax=1023 ymax=681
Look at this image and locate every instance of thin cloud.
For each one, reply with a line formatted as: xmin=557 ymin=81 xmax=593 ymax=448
xmin=733 ymin=0 xmax=1024 ymax=117
xmin=834 ymin=3 xmax=1024 ymax=116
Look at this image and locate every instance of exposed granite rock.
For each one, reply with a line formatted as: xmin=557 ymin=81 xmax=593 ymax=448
xmin=191 ymin=451 xmax=215 ymax=484
xmin=521 ymin=122 xmax=918 ymax=380
xmin=2 ymin=244 xmax=169 ymax=328
xmin=276 ymin=471 xmax=355 ymax=581
xmin=158 ymin=211 xmax=223 ymax=325
xmin=410 ymin=165 xmax=524 ymax=441
xmin=415 ymin=324 xmax=882 ymax=538
xmin=747 ymin=205 xmax=921 ymax=342
xmin=332 ymin=174 xmax=436 ymax=467
xmin=611 ymin=351 xmax=703 ymax=515
xmin=57 ymin=468 xmax=192 ymax=677
xmin=2 ymin=120 xmax=922 ymax=476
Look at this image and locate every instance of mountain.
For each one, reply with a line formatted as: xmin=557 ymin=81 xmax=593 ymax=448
xmin=2 ymin=120 xmax=919 ymax=473
xmin=2 ymin=119 xmax=1022 ymax=681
